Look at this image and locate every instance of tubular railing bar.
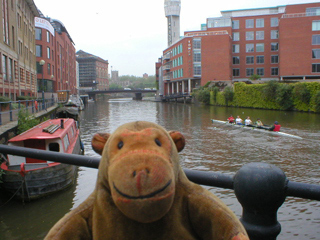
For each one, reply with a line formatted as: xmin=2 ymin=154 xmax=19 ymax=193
xmin=0 ymin=144 xmax=319 ymax=201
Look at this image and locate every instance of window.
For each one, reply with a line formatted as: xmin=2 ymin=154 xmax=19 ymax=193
xmin=233 ymin=20 xmax=239 ymax=29
xmin=312 ymin=49 xmax=320 ymax=58
xmin=271 ymin=30 xmax=279 ymax=39
xmin=233 ymin=44 xmax=240 ymax=53
xmin=271 ymin=55 xmax=279 ymax=63
xmin=256 ymin=31 xmax=264 ymax=40
xmin=256 ymin=19 xmax=264 ymax=28
xmin=2 ymin=55 xmax=7 ymax=81
xmin=47 ymin=47 xmax=50 ymax=59
xmin=233 ymin=32 xmax=240 ymax=41
xmin=255 ymin=43 xmax=264 ymax=52
xmin=8 ymin=58 xmax=12 ymax=82
xmin=47 ymin=63 xmax=51 ymax=75
xmin=246 ymin=19 xmax=254 ymax=28
xmin=2 ymin=0 xmax=9 ymax=44
xmin=46 ymin=31 xmax=50 ymax=42
xmin=194 ymin=64 xmax=201 ymax=76
xmin=246 ymin=44 xmax=254 ymax=52
xmin=233 ymin=69 xmax=240 ymax=76
xmin=312 ymin=63 xmax=320 ymax=72
xmin=246 ymin=68 xmax=254 ymax=76
xmin=257 ymin=68 xmax=264 ymax=76
xmin=312 ymin=21 xmax=320 ymax=31
xmin=312 ymin=35 xmax=320 ymax=44
xmin=233 ymin=56 xmax=240 ymax=64
xmin=63 ymin=134 xmax=70 ymax=151
xmin=257 ymin=56 xmax=264 ymax=64
xmin=306 ymin=7 xmax=320 ymax=16
xmin=35 ymin=28 xmax=42 ymax=40
xmin=271 ymin=18 xmax=278 ymax=27
xmin=271 ymin=67 xmax=279 ymax=75
xmin=36 ymin=45 xmax=42 ymax=57
xmin=246 ymin=56 xmax=254 ymax=64
xmin=246 ymin=31 xmax=254 ymax=40
xmin=193 ymin=51 xmax=201 ymax=62
xmin=207 ymin=18 xmax=231 ymax=28
xmin=193 ymin=39 xmax=201 ymax=49
xmin=271 ymin=43 xmax=279 ymax=51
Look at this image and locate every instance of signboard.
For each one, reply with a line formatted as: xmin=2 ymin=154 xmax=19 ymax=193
xmin=35 ymin=17 xmax=55 ymax=36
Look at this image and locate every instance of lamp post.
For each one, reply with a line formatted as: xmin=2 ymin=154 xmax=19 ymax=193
xmin=39 ymin=60 xmax=45 ymax=110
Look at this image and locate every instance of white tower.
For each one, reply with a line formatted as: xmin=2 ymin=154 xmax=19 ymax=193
xmin=164 ymin=0 xmax=181 ymax=46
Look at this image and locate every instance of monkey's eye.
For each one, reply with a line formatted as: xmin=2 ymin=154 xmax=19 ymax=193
xmin=155 ymin=138 xmax=161 ymax=147
xmin=118 ymin=141 xmax=124 ymax=149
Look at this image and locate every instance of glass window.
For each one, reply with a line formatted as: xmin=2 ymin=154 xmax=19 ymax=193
xmin=271 ymin=55 xmax=279 ymax=63
xmin=256 ymin=19 xmax=264 ymax=28
xmin=47 ymin=47 xmax=50 ymax=59
xmin=233 ymin=56 xmax=240 ymax=64
xmin=246 ymin=31 xmax=254 ymax=40
xmin=193 ymin=51 xmax=201 ymax=62
xmin=246 ymin=56 xmax=254 ymax=64
xmin=271 ymin=67 xmax=279 ymax=75
xmin=207 ymin=18 xmax=231 ymax=28
xmin=194 ymin=64 xmax=201 ymax=75
xmin=306 ymin=7 xmax=320 ymax=16
xmin=271 ymin=43 xmax=279 ymax=51
xmin=312 ymin=49 xmax=320 ymax=58
xmin=46 ymin=31 xmax=50 ymax=42
xmin=63 ymin=134 xmax=70 ymax=151
xmin=233 ymin=32 xmax=240 ymax=41
xmin=257 ymin=56 xmax=264 ymax=64
xmin=257 ymin=68 xmax=264 ymax=76
xmin=233 ymin=20 xmax=239 ymax=29
xmin=47 ymin=63 xmax=51 ymax=75
xmin=271 ymin=18 xmax=278 ymax=27
xmin=193 ymin=39 xmax=201 ymax=49
xmin=256 ymin=31 xmax=264 ymax=40
xmin=312 ymin=35 xmax=320 ymax=44
xmin=312 ymin=21 xmax=320 ymax=31
xmin=233 ymin=44 xmax=240 ymax=53
xmin=246 ymin=68 xmax=254 ymax=76
xmin=233 ymin=69 xmax=240 ymax=76
xmin=312 ymin=63 xmax=320 ymax=72
xmin=35 ymin=28 xmax=42 ymax=40
xmin=36 ymin=45 xmax=42 ymax=57
xmin=246 ymin=44 xmax=254 ymax=52
xmin=246 ymin=19 xmax=254 ymax=28
xmin=2 ymin=55 xmax=7 ymax=81
xmin=256 ymin=43 xmax=264 ymax=52
xmin=271 ymin=30 xmax=279 ymax=39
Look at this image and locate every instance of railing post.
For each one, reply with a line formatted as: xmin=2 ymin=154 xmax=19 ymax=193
xmin=234 ymin=162 xmax=287 ymax=240
xmin=9 ymin=101 xmax=12 ymax=121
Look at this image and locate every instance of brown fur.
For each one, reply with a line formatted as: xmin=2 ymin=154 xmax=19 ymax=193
xmin=45 ymin=121 xmax=249 ymax=240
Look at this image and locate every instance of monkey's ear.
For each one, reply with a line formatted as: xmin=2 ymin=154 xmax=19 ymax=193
xmin=91 ymin=133 xmax=111 ymax=155
xmin=168 ymin=131 xmax=185 ymax=152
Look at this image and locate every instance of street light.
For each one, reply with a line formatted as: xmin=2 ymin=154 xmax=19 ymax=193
xmin=39 ymin=59 xmax=45 ymax=110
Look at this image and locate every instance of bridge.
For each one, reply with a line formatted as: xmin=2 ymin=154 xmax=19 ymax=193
xmin=86 ymin=89 xmax=157 ymax=101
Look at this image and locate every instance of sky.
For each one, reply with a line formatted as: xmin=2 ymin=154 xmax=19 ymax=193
xmin=34 ymin=0 xmax=320 ymax=77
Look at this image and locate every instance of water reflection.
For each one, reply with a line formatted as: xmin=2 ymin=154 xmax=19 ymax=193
xmin=0 ymin=98 xmax=319 ymax=239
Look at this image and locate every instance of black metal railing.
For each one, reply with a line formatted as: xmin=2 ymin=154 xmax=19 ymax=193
xmin=0 ymin=98 xmax=55 ymax=125
xmin=0 ymin=144 xmax=319 ymax=240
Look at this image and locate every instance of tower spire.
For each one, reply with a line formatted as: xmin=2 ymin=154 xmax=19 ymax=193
xmin=164 ymin=0 xmax=181 ymax=46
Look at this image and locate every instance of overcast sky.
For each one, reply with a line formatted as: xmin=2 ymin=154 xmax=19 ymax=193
xmin=34 ymin=0 xmax=319 ymax=77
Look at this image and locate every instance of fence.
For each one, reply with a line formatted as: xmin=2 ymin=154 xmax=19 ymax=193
xmin=0 ymin=98 xmax=55 ymax=125
xmin=0 ymin=145 xmax=319 ymax=240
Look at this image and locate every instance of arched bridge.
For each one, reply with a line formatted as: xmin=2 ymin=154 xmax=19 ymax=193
xmin=86 ymin=89 xmax=157 ymax=100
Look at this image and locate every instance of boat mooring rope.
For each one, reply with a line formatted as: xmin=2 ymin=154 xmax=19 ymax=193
xmin=0 ymin=180 xmax=24 ymax=207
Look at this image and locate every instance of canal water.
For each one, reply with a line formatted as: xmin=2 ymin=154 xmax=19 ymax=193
xmin=0 ymin=98 xmax=319 ymax=239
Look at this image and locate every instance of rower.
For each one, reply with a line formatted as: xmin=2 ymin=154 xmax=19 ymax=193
xmin=227 ymin=115 xmax=235 ymax=123
xmin=269 ymin=121 xmax=281 ymax=132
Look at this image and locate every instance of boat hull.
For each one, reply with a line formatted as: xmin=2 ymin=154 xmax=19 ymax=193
xmin=1 ymin=163 xmax=77 ymax=201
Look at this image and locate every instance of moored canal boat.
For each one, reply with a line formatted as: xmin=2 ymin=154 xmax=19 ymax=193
xmin=0 ymin=118 xmax=84 ymax=201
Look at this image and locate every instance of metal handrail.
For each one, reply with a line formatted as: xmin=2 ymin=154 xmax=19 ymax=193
xmin=0 ymin=144 xmax=319 ymax=240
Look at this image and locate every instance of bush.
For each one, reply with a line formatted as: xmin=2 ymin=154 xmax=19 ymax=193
xmin=293 ymin=83 xmax=311 ymax=104
xmin=276 ymin=84 xmax=293 ymax=110
xmin=263 ymin=81 xmax=280 ymax=100
xmin=249 ymin=74 xmax=261 ymax=81
xmin=212 ymin=87 xmax=219 ymax=103
xmin=193 ymin=88 xmax=210 ymax=105
xmin=17 ymin=108 xmax=41 ymax=134
xmin=315 ymin=91 xmax=320 ymax=112
xmin=224 ymin=86 xmax=234 ymax=106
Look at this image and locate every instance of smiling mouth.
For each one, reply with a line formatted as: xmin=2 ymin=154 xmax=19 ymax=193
xmin=113 ymin=180 xmax=172 ymax=200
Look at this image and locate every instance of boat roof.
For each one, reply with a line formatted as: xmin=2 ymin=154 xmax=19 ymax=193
xmin=9 ymin=118 xmax=76 ymax=142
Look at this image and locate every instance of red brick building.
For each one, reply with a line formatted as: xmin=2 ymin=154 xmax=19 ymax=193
xmin=35 ymin=16 xmax=77 ymax=99
xmin=161 ymin=2 xmax=320 ymax=96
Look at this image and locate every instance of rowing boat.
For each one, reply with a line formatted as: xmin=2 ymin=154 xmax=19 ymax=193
xmin=211 ymin=119 xmax=302 ymax=139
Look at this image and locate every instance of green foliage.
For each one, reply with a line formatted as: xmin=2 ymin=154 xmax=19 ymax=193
xmin=292 ymin=83 xmax=311 ymax=104
xmin=17 ymin=108 xmax=41 ymax=134
xmin=193 ymin=88 xmax=210 ymax=105
xmin=223 ymin=86 xmax=234 ymax=106
xmin=249 ymin=74 xmax=261 ymax=81
xmin=263 ymin=81 xmax=280 ymax=100
xmin=315 ymin=91 xmax=320 ymax=112
xmin=109 ymin=83 xmax=123 ymax=90
xmin=16 ymin=96 xmax=36 ymax=101
xmin=119 ymin=75 xmax=156 ymax=89
xmin=212 ymin=87 xmax=219 ymax=103
xmin=0 ymin=96 xmax=11 ymax=102
xmin=276 ymin=84 xmax=293 ymax=110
